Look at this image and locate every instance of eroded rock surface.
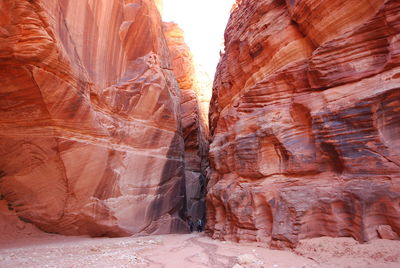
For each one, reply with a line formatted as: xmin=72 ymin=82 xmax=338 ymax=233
xmin=207 ymin=0 xmax=400 ymax=246
xmin=164 ymin=22 xmax=209 ymax=222
xmin=0 ymin=0 xmax=187 ymax=236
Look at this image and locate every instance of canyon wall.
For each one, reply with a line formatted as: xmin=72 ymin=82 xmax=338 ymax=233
xmin=163 ymin=22 xmax=209 ymax=222
xmin=0 ymin=0 xmax=188 ymax=236
xmin=207 ymin=0 xmax=400 ymax=247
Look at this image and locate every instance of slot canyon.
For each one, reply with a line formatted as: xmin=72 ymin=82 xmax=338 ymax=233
xmin=0 ymin=0 xmax=400 ymax=267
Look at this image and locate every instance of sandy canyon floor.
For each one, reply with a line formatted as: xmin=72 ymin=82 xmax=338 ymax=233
xmin=1 ymin=231 xmax=400 ymax=268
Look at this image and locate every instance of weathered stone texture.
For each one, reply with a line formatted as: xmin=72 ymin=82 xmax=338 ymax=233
xmin=0 ymin=0 xmax=187 ymax=236
xmin=207 ymin=0 xmax=400 ymax=246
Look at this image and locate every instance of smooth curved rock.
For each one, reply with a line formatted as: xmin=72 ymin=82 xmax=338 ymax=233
xmin=207 ymin=0 xmax=400 ymax=247
xmin=0 ymin=0 xmax=187 ymax=236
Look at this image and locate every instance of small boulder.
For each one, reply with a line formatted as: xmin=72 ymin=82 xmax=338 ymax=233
xmin=236 ymin=254 xmax=264 ymax=268
xmin=377 ymin=225 xmax=399 ymax=240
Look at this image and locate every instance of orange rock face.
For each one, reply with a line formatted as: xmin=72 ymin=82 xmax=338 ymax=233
xmin=0 ymin=0 xmax=187 ymax=236
xmin=207 ymin=0 xmax=400 ymax=246
xmin=164 ymin=22 xmax=209 ymax=221
xmin=163 ymin=22 xmax=196 ymax=91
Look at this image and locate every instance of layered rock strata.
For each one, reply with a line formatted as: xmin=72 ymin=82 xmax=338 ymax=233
xmin=207 ymin=0 xmax=400 ymax=247
xmin=164 ymin=22 xmax=209 ymax=222
xmin=0 ymin=0 xmax=187 ymax=236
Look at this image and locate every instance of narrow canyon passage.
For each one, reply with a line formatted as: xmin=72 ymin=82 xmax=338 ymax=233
xmin=1 ymin=0 xmax=400 ymax=267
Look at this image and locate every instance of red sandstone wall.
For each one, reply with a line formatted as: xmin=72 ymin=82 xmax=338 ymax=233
xmin=0 ymin=0 xmax=187 ymax=236
xmin=207 ymin=0 xmax=400 ymax=247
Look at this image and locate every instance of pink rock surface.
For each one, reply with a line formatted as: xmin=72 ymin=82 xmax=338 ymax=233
xmin=0 ymin=0 xmax=187 ymax=236
xmin=377 ymin=225 xmax=400 ymax=240
xmin=207 ymin=0 xmax=400 ymax=247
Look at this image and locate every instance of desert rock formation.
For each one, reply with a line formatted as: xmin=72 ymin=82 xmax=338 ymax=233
xmin=163 ymin=22 xmax=209 ymax=222
xmin=0 ymin=0 xmax=188 ymax=236
xmin=207 ymin=0 xmax=400 ymax=247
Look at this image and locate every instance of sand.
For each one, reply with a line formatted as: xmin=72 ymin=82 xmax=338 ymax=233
xmin=1 ymin=200 xmax=400 ymax=268
xmin=1 ymin=233 xmax=400 ymax=268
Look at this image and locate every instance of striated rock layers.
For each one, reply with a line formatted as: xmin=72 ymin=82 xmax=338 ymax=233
xmin=0 ymin=0 xmax=188 ymax=236
xmin=163 ymin=22 xmax=209 ymax=221
xmin=207 ymin=0 xmax=400 ymax=247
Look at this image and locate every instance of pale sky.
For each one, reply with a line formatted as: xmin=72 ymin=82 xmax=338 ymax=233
xmin=162 ymin=0 xmax=235 ymax=77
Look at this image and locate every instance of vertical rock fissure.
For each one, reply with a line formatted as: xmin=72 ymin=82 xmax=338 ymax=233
xmin=163 ymin=22 xmax=210 ymax=227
